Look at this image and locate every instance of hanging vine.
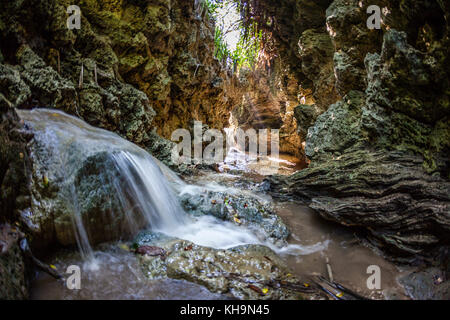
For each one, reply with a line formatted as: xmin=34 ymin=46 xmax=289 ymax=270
xmin=203 ymin=0 xmax=270 ymax=70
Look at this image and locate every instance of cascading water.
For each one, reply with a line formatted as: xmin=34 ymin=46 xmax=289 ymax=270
xmin=18 ymin=109 xmax=294 ymax=260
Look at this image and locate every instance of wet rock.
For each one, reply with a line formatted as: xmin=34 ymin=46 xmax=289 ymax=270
xmin=0 ymin=242 xmax=28 ymax=300
xmin=180 ymin=190 xmax=290 ymax=243
xmin=267 ymin=150 xmax=450 ymax=263
xmin=25 ymin=147 xmax=145 ymax=249
xmin=135 ymin=234 xmax=317 ymax=300
xmin=135 ymin=245 xmax=167 ymax=259
xmin=400 ymin=268 xmax=450 ymax=300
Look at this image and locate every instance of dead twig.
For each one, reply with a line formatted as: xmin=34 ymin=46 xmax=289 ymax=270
xmin=20 ymin=238 xmax=63 ymax=280
xmin=78 ymin=63 xmax=84 ymax=89
xmin=326 ymin=256 xmax=334 ymax=282
xmin=94 ymin=63 xmax=98 ymax=85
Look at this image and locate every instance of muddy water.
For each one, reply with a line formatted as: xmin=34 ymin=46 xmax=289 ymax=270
xmin=275 ymin=202 xmax=410 ymax=300
xmin=185 ymin=158 xmax=411 ymax=300
xmin=30 ymin=245 xmax=229 ymax=300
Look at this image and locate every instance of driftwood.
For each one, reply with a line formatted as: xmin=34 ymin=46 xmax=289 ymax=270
xmin=78 ymin=64 xmax=84 ymax=89
xmin=223 ymin=272 xmax=316 ymax=294
xmin=20 ymin=238 xmax=64 ymax=280
xmin=311 ymin=275 xmax=369 ymax=300
xmin=325 ymin=256 xmax=334 ymax=282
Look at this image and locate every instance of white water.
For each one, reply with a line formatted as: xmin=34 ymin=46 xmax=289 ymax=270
xmin=19 ymin=109 xmax=327 ymax=261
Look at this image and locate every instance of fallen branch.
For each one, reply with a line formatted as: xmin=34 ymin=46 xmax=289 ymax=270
xmin=78 ymin=63 xmax=84 ymax=89
xmin=20 ymin=238 xmax=64 ymax=280
xmin=326 ymin=256 xmax=334 ymax=282
xmin=311 ymin=275 xmax=369 ymax=300
xmin=223 ymin=272 xmax=316 ymax=294
xmin=94 ymin=63 xmax=98 ymax=85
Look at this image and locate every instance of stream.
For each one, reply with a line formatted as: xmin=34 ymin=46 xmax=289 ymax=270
xmin=19 ymin=109 xmax=409 ymax=300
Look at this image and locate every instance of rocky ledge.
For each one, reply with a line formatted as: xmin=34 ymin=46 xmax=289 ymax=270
xmin=267 ymin=150 xmax=450 ymax=264
xmin=133 ymin=232 xmax=322 ymax=300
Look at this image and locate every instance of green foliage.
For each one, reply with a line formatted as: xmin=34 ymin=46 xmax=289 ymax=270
xmin=205 ymin=0 xmax=262 ymax=70
xmin=232 ymin=27 xmax=262 ymax=69
xmin=214 ymin=27 xmax=233 ymax=65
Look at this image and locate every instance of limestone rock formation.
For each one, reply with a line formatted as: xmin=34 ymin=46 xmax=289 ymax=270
xmin=268 ymin=150 xmax=450 ymax=262
xmin=0 ymin=105 xmax=32 ymax=299
xmin=134 ymin=233 xmax=320 ymax=300
xmin=0 ymin=0 xmax=237 ymax=165
xmin=256 ymin=0 xmax=450 ymax=270
xmin=180 ymin=188 xmax=290 ymax=243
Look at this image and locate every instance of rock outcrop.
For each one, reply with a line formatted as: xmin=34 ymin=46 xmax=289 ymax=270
xmin=134 ymin=232 xmax=320 ymax=300
xmin=268 ymin=150 xmax=450 ymax=263
xmin=0 ymin=105 xmax=32 ymax=299
xmin=230 ymin=66 xmax=304 ymax=159
xmin=180 ymin=187 xmax=290 ymax=243
xmin=252 ymin=0 xmax=450 ymax=268
xmin=0 ymin=0 xmax=238 ymax=166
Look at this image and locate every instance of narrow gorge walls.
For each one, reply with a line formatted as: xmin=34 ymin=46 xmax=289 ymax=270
xmin=0 ymin=0 xmax=238 ymax=159
xmin=249 ymin=0 xmax=450 ymax=265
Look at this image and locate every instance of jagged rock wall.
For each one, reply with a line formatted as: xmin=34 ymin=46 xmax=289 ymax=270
xmin=259 ymin=0 xmax=450 ymax=267
xmin=0 ymin=105 xmax=32 ymax=299
xmin=0 ymin=0 xmax=236 ymax=157
xmin=229 ymin=0 xmax=340 ymax=159
xmin=230 ymin=66 xmax=303 ymax=159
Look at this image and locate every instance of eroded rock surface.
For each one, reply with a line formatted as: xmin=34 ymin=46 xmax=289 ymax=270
xmin=180 ymin=189 xmax=290 ymax=243
xmin=251 ymin=0 xmax=450 ymax=270
xmin=134 ymin=233 xmax=319 ymax=300
xmin=0 ymin=0 xmax=240 ymax=167
xmin=0 ymin=105 xmax=32 ymax=299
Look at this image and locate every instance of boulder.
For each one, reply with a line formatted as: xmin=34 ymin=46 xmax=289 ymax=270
xmin=134 ymin=233 xmax=320 ymax=300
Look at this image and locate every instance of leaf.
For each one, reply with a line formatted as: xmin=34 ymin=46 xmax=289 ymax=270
xmin=119 ymin=244 xmax=129 ymax=251
xmin=336 ymin=292 xmax=344 ymax=298
xmin=303 ymin=283 xmax=309 ymax=287
xmin=233 ymin=216 xmax=241 ymax=224
xmin=262 ymin=288 xmax=269 ymax=295
xmin=49 ymin=265 xmax=57 ymax=270
xmin=42 ymin=175 xmax=49 ymax=188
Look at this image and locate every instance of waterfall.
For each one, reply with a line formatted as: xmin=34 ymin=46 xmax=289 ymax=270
xmin=17 ymin=109 xmax=268 ymax=258
xmin=18 ymin=109 xmax=325 ymax=261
